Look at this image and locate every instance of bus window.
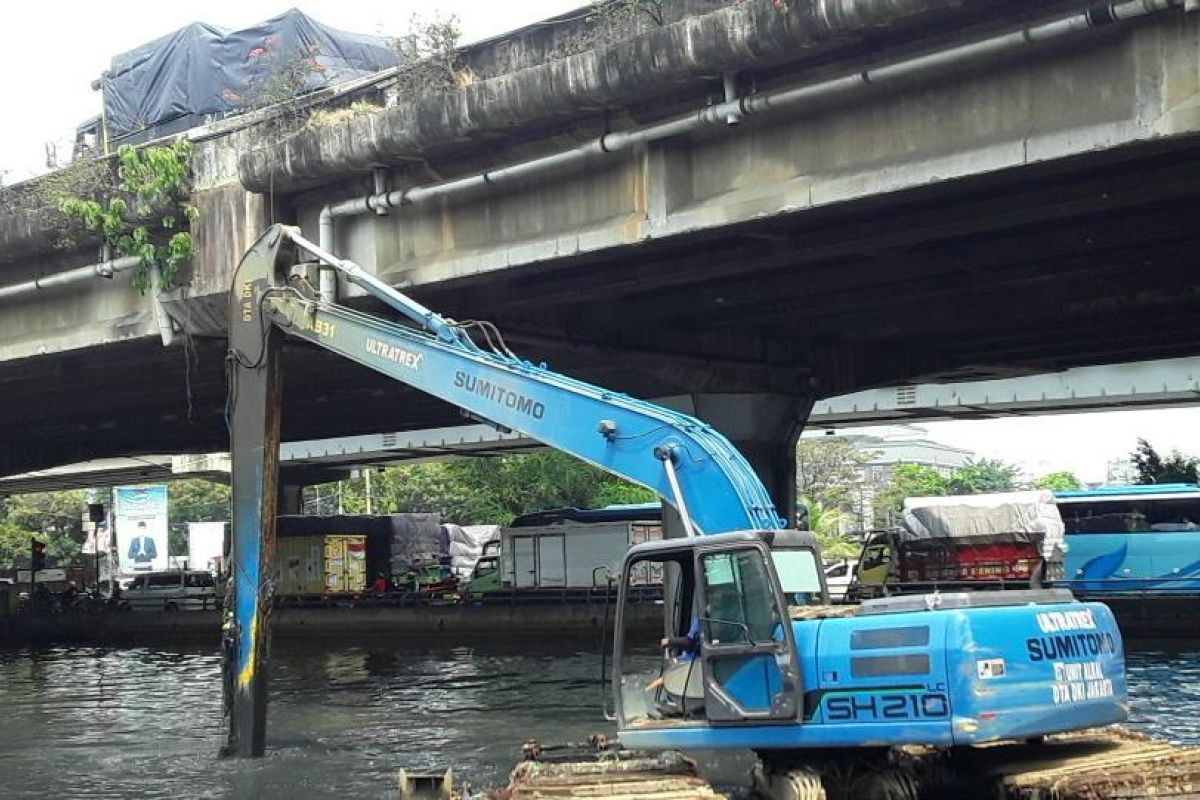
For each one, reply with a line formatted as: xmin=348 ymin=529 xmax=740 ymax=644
xmin=1062 ymin=499 xmax=1200 ymax=534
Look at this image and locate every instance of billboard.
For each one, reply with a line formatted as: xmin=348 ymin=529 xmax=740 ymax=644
xmin=114 ymin=485 xmax=169 ymax=575
xmin=187 ymin=522 xmax=226 ymax=573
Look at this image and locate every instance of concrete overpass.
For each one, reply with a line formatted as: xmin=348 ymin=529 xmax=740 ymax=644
xmin=3 ymin=0 xmax=1200 ymax=517
xmin=4 ymin=355 xmax=1196 ymax=495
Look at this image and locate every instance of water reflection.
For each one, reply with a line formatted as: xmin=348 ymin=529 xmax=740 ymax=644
xmin=0 ymin=644 xmax=1193 ymax=800
xmin=1125 ymin=648 xmax=1200 ymax=743
xmin=0 ymin=642 xmax=614 ymax=800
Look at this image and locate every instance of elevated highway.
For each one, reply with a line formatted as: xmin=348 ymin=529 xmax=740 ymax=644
xmin=4 ymin=355 xmax=1196 ymax=495
xmin=3 ymin=0 xmax=1200 ymax=514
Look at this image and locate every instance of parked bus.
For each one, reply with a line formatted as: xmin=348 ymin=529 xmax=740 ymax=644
xmin=1056 ymin=484 xmax=1200 ymax=596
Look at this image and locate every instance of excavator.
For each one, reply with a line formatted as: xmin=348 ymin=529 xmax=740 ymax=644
xmin=224 ymin=225 xmax=1128 ymax=797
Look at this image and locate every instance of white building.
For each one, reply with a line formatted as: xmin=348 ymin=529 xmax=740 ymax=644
xmin=805 ymin=425 xmax=975 ymax=529
xmin=1105 ymin=458 xmax=1138 ymax=486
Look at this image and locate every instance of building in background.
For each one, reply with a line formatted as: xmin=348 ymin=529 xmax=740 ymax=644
xmin=808 ymin=426 xmax=975 ymax=530
xmin=1105 ymin=458 xmax=1138 ymax=486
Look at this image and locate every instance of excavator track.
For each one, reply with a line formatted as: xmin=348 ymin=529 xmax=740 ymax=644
xmin=502 ymin=741 xmax=727 ymax=799
xmin=751 ymin=728 xmax=1200 ymax=800
xmin=970 ymin=728 xmax=1200 ymax=799
xmin=500 ymin=728 xmax=1200 ymax=799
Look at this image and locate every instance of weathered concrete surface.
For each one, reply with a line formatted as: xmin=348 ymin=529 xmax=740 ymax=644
xmin=2 ymin=0 xmax=1200 ymax=477
xmin=238 ymin=0 xmax=998 ymax=192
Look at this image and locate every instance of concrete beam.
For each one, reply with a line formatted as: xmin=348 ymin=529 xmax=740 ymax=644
xmin=812 ymin=356 xmax=1200 ymax=426
xmin=237 ymin=0 xmax=998 ymax=192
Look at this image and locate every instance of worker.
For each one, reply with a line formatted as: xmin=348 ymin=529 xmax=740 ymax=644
xmin=661 ymin=616 xmax=702 ymax=660
xmin=647 ymin=616 xmax=706 ymax=716
xmin=371 ymin=573 xmax=389 ymax=594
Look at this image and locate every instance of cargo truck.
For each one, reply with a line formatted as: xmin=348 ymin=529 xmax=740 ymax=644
xmin=462 ymin=506 xmax=663 ymax=600
xmin=274 ymin=534 xmax=368 ymax=600
xmin=851 ymin=490 xmax=1063 ymax=601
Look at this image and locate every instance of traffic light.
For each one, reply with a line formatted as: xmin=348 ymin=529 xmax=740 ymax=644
xmin=30 ymin=538 xmax=47 ymax=571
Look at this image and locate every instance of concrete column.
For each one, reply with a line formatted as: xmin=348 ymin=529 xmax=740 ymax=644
xmin=663 ymin=393 xmax=813 ymax=529
xmin=278 ymin=484 xmax=303 ymax=516
xmin=644 ymin=140 xmax=692 ymax=231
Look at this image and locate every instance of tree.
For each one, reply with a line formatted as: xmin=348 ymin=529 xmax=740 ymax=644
xmin=168 ymin=479 xmax=230 ymax=556
xmin=801 ymin=498 xmax=859 ymax=560
xmin=0 ymin=490 xmax=86 ymax=569
xmin=796 ymin=437 xmax=873 ymax=525
xmin=1131 ymin=439 xmax=1199 ymax=485
xmin=0 ymin=518 xmax=37 ymax=571
xmin=320 ymin=452 xmax=656 ymax=526
xmin=947 ymin=458 xmax=1019 ymax=495
xmin=872 ymin=464 xmax=950 ymax=526
xmin=1031 ymin=471 xmax=1082 ymax=491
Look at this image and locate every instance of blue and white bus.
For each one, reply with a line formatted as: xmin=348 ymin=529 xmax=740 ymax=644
xmin=1056 ymin=484 xmax=1200 ymax=596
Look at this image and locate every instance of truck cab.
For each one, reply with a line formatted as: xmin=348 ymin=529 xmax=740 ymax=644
xmin=465 ymin=550 xmax=501 ymax=597
xmin=851 ymin=493 xmax=1060 ymax=601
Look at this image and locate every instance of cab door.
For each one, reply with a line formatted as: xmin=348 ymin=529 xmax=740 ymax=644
xmin=857 ymin=537 xmax=893 ymax=598
xmin=696 ymin=543 xmax=801 ymax=723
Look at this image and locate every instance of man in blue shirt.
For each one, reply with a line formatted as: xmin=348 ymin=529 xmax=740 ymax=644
xmin=661 ymin=616 xmax=702 ymax=660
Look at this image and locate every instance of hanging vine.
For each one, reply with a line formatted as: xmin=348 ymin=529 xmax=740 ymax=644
xmin=56 ymin=140 xmax=198 ymax=294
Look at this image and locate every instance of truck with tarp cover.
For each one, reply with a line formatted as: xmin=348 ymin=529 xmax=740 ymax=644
xmin=852 ymin=490 xmax=1065 ymax=600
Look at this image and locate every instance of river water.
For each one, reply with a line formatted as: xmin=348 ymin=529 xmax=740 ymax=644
xmin=0 ymin=642 xmax=1195 ymax=800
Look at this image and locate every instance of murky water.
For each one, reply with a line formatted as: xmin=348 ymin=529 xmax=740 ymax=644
xmin=1125 ymin=648 xmax=1200 ymax=743
xmin=0 ymin=643 xmax=1193 ymax=800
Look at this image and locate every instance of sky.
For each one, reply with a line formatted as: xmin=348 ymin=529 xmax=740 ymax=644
xmin=0 ymin=0 xmax=581 ymax=183
xmin=2 ymin=1 xmax=1198 ymax=482
xmin=815 ymin=408 xmax=1200 ymax=485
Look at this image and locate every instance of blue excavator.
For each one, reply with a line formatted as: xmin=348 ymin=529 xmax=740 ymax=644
xmin=224 ymin=225 xmax=1127 ymax=796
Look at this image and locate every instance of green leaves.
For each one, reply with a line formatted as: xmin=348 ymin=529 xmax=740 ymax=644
xmin=946 ymin=457 xmax=1019 ymax=495
xmin=1031 ymin=471 xmax=1082 ymax=491
xmin=311 ymin=453 xmax=655 ymax=524
xmin=1131 ymin=438 xmax=1199 ymax=485
xmin=0 ymin=490 xmax=88 ymax=570
xmin=55 ymin=139 xmax=195 ymax=294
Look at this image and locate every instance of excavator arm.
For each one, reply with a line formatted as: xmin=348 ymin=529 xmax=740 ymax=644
xmin=223 ymin=224 xmax=787 ymax=755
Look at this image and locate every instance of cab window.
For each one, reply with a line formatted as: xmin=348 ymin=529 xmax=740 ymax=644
xmin=861 ymin=544 xmax=891 ymax=571
xmin=771 ymin=549 xmax=823 ymax=605
xmin=701 ymin=549 xmax=782 ymax=645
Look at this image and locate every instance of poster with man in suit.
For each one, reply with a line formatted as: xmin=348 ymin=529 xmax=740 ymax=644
xmin=114 ymin=485 xmax=169 ymax=574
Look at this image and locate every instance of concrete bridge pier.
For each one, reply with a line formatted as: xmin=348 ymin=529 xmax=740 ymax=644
xmin=278 ymin=485 xmax=303 ymax=516
xmin=667 ymin=393 xmax=812 ymax=529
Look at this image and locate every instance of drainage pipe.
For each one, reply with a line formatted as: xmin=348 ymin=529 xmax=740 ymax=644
xmin=0 ymin=255 xmax=141 ymax=301
xmin=315 ymin=0 xmax=1187 ymax=295
xmin=148 ymin=265 xmax=176 ymax=347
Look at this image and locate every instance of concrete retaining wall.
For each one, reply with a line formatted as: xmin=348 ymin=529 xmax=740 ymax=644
xmin=0 ymin=602 xmax=660 ymax=646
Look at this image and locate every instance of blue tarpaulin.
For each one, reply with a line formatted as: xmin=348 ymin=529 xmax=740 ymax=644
xmin=101 ymin=8 xmax=399 ymax=142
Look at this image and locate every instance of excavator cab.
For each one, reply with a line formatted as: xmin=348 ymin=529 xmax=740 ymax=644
xmin=613 ymin=531 xmax=824 ymax=732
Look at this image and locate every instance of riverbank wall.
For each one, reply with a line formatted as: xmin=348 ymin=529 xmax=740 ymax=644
xmin=0 ymin=602 xmax=659 ymax=646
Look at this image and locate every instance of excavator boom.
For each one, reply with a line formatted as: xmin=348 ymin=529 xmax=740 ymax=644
xmin=222 ymin=224 xmax=786 ymax=755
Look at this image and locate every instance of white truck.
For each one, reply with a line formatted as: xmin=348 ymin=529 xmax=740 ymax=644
xmin=501 ymin=519 xmax=662 ymax=589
